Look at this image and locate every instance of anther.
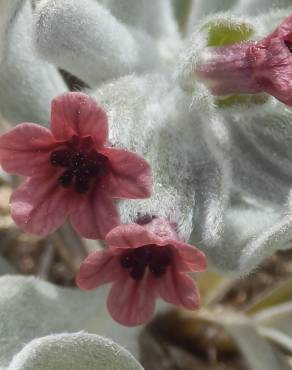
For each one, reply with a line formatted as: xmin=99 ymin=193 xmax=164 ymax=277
xmin=58 ymin=170 xmax=73 ymax=188
xmin=50 ymin=137 xmax=110 ymax=194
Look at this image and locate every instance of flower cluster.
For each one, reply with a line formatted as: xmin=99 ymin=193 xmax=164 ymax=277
xmin=0 ymin=92 xmax=151 ymax=239
xmin=0 ymin=91 xmax=207 ymax=326
xmin=2 ymin=0 xmax=292 ymax=328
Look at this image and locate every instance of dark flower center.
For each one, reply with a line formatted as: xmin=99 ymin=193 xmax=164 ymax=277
xmin=50 ymin=135 xmax=110 ymax=193
xmin=284 ymin=40 xmax=292 ymax=53
xmin=120 ymin=245 xmax=172 ymax=280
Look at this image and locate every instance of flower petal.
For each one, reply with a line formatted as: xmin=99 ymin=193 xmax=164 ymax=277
xmin=156 ymin=268 xmax=200 ymax=310
xmin=255 ymin=39 xmax=292 ymax=107
xmin=70 ymin=186 xmax=120 ymax=239
xmin=76 ymin=251 xmax=123 ymax=290
xmin=172 ymin=242 xmax=207 ymax=272
xmin=10 ymin=174 xmax=73 ymax=236
xmin=107 ymin=273 xmax=156 ymax=326
xmin=106 ymin=148 xmax=152 ymax=199
xmin=266 ymin=14 xmax=292 ymax=40
xmin=105 ymin=224 xmax=161 ymax=250
xmin=50 ymin=92 xmax=108 ymax=147
xmin=0 ymin=123 xmax=56 ymax=177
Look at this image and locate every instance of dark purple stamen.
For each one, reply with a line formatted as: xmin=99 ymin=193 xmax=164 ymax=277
xmin=120 ymin=245 xmax=172 ymax=280
xmin=58 ymin=170 xmax=73 ymax=188
xmin=50 ymin=136 xmax=110 ymax=193
xmin=75 ymin=175 xmax=90 ymax=193
xmin=50 ymin=149 xmax=71 ymax=167
xmin=284 ymin=40 xmax=292 ymax=53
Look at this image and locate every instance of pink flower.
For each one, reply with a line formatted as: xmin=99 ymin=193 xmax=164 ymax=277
xmin=76 ymin=218 xmax=207 ymax=326
xmin=0 ymin=92 xmax=152 ymax=238
xmin=196 ymin=15 xmax=292 ymax=106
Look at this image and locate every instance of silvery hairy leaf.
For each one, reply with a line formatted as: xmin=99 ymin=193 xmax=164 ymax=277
xmin=0 ymin=0 xmax=67 ymax=125
xmin=176 ymin=9 xmax=292 ymax=274
xmin=225 ymin=103 xmax=292 ymax=273
xmin=7 ymin=332 xmax=143 ymax=370
xmin=187 ymin=0 xmax=239 ymax=32
xmin=191 ymin=108 xmax=231 ymax=249
xmin=34 ymin=0 xmax=163 ymax=87
xmin=0 ymin=275 xmax=100 ymax=368
xmin=234 ymin=0 xmax=292 ymax=17
xmin=92 ymin=73 xmax=229 ymax=245
xmin=0 ymin=0 xmax=23 ymax=63
xmin=103 ymin=0 xmax=179 ymax=40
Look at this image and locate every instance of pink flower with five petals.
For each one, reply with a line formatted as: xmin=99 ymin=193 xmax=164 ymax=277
xmin=76 ymin=218 xmax=207 ymax=326
xmin=0 ymin=92 xmax=152 ymax=238
xmin=196 ymin=15 xmax=292 ymax=106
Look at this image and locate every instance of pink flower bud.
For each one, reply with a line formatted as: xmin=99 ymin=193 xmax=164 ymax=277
xmin=197 ymin=15 xmax=292 ymax=107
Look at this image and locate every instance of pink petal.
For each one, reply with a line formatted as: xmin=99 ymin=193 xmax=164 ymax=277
xmin=76 ymin=250 xmax=123 ymax=290
xmin=0 ymin=123 xmax=56 ymax=177
xmin=107 ymin=273 xmax=156 ymax=326
xmin=266 ymin=15 xmax=292 ymax=40
xmin=11 ymin=174 xmax=74 ymax=236
xmin=171 ymin=242 xmax=207 ymax=272
xmin=253 ymin=39 xmax=292 ymax=106
xmin=70 ymin=186 xmax=120 ymax=239
xmin=156 ymin=268 xmax=200 ymax=310
xmin=50 ymin=92 xmax=108 ymax=148
xmin=105 ymin=148 xmax=152 ymax=199
xmin=105 ymin=224 xmax=162 ymax=250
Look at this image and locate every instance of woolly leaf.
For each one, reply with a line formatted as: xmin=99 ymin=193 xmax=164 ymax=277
xmin=0 ymin=275 xmax=100 ymax=367
xmin=234 ymin=0 xmax=292 ymax=16
xmin=92 ymin=73 xmax=169 ymax=155
xmin=172 ymin=0 xmax=192 ymax=33
xmin=0 ymin=0 xmax=67 ymax=125
xmin=227 ymin=105 xmax=292 ymax=204
xmin=191 ymin=112 xmax=231 ymax=248
xmin=198 ymin=193 xmax=284 ymax=272
xmin=196 ymin=92 xmax=292 ymax=273
xmin=104 ymin=0 xmax=179 ymax=39
xmin=240 ymin=212 xmax=292 ymax=273
xmin=0 ymin=0 xmax=23 ymax=63
xmin=8 ymin=333 xmax=143 ymax=370
xmin=34 ymin=0 xmax=160 ymax=87
xmin=94 ymin=74 xmax=227 ymax=243
xmin=93 ymin=76 xmax=195 ymax=239
xmin=187 ymin=0 xmax=239 ymax=31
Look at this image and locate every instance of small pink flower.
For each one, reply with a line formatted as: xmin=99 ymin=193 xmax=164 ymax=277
xmin=0 ymin=92 xmax=152 ymax=238
xmin=76 ymin=218 xmax=207 ymax=326
xmin=196 ymin=15 xmax=292 ymax=106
